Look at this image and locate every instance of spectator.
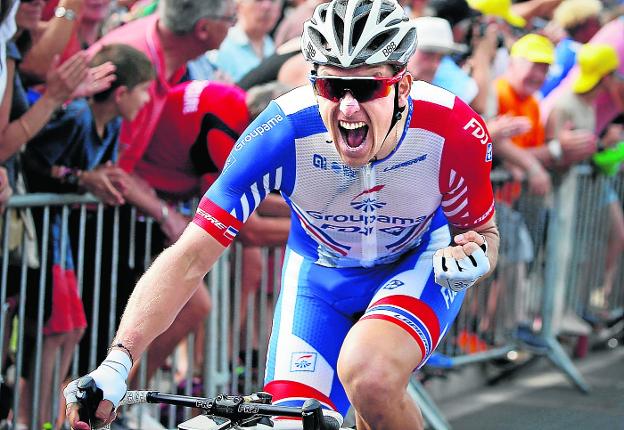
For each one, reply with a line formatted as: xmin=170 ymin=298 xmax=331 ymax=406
xmin=541 ymin=15 xmax=624 ymax=134
xmin=273 ymin=0 xmax=324 ymax=47
xmin=540 ymin=0 xmax=603 ymax=98
xmin=543 ymin=44 xmax=624 ymax=307
xmin=212 ymin=0 xmax=282 ymax=82
xmin=87 ymin=0 xmax=240 ymax=382
xmin=17 ymin=44 xmax=152 ymax=430
xmin=407 ymin=17 xmax=467 ymax=85
xmin=495 ymin=34 xmax=595 ymax=170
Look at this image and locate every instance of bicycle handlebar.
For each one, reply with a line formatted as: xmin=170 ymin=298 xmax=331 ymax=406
xmin=75 ymin=377 xmax=343 ymax=430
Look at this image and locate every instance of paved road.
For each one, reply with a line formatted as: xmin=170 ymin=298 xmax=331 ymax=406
xmin=436 ymin=347 xmax=624 ymax=430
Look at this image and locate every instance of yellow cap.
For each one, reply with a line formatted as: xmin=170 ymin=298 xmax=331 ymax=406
xmin=467 ymin=0 xmax=527 ymax=28
xmin=573 ymin=44 xmax=620 ymax=94
xmin=553 ymin=0 xmax=602 ymax=31
xmin=510 ymin=34 xmax=555 ymax=64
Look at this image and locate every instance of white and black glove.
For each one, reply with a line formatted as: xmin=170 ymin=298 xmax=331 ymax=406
xmin=433 ymin=237 xmax=490 ymax=292
xmin=64 ymin=349 xmax=131 ymax=424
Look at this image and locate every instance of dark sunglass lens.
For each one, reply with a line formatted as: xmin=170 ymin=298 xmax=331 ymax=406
xmin=348 ymin=79 xmax=383 ymax=102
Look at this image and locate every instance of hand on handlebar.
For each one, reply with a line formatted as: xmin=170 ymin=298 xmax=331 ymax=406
xmin=63 ymin=350 xmax=132 ymax=429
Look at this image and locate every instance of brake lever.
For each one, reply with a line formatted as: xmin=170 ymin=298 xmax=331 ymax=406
xmin=76 ymin=376 xmax=104 ymax=428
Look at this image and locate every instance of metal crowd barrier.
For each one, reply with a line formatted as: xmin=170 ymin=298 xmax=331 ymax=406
xmin=1 ymin=168 xmax=622 ymax=430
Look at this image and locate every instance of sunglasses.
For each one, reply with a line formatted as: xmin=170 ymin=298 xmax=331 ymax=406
xmin=310 ymin=69 xmax=406 ymax=103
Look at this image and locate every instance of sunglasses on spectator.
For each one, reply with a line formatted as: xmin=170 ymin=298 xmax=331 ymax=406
xmin=310 ymin=69 xmax=406 ymax=103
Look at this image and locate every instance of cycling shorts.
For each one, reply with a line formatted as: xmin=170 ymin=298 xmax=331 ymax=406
xmin=264 ymin=209 xmax=466 ymax=415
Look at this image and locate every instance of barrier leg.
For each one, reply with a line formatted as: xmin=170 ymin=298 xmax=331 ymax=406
xmin=407 ymin=378 xmax=452 ymax=430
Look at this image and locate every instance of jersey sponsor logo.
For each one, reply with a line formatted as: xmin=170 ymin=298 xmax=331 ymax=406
xmin=290 ymin=352 xmax=317 ymax=372
xmin=485 ymin=142 xmax=493 ymax=162
xmin=383 ymin=279 xmax=405 ymax=290
xmin=306 ymin=211 xmax=424 ymax=236
xmin=237 ymin=114 xmax=283 ymax=150
xmin=441 ymin=286 xmax=459 ymax=309
xmin=312 ymin=154 xmax=357 ymax=178
xmin=196 ymin=208 xmax=227 ymax=231
xmin=471 ymin=201 xmax=495 ymax=227
xmin=223 ymin=155 xmax=236 ymax=173
xmin=383 ymin=154 xmax=428 ymax=172
xmin=350 ymin=197 xmax=386 ymax=212
xmin=463 ymin=117 xmax=491 ymax=145
xmin=224 ymin=226 xmax=239 ymax=241
xmin=183 ymin=80 xmax=209 ymax=114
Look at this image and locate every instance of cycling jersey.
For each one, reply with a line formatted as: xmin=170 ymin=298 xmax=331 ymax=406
xmin=193 ymin=81 xmax=494 ymax=264
xmin=192 ymin=80 xmax=494 ymax=415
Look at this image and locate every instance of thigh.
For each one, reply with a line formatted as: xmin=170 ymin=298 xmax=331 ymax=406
xmin=264 ymin=249 xmax=357 ymax=416
xmin=362 ymin=220 xmax=463 ymax=368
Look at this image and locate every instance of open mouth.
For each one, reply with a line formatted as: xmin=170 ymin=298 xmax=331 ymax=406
xmin=339 ymin=121 xmax=369 ymax=150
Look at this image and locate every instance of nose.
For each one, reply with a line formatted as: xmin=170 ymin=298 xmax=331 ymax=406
xmin=339 ymin=91 xmax=360 ymax=116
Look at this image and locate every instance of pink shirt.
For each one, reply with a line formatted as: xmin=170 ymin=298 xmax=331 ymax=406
xmin=540 ymin=17 xmax=624 ymax=133
xmin=89 ymin=15 xmax=187 ymax=173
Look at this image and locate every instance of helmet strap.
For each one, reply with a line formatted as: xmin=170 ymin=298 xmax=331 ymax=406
xmin=382 ymin=83 xmax=405 ymax=143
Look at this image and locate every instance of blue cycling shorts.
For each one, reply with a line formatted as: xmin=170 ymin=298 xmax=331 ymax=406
xmin=264 ymin=209 xmax=466 ymax=415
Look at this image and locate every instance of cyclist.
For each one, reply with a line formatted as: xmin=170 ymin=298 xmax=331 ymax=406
xmin=65 ymin=0 xmax=499 ymax=428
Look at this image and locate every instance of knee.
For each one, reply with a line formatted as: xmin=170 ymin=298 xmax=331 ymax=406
xmin=338 ymin=348 xmax=405 ymax=409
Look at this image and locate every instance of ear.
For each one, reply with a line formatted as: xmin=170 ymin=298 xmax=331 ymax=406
xmin=114 ymin=85 xmax=129 ymax=104
xmin=194 ymin=17 xmax=211 ymax=42
xmin=397 ymin=72 xmax=412 ymax=108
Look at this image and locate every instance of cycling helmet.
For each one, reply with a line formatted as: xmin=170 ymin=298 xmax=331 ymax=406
xmin=301 ymin=0 xmax=417 ymax=69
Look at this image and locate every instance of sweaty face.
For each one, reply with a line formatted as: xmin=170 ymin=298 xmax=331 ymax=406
xmin=315 ymin=64 xmax=410 ymax=168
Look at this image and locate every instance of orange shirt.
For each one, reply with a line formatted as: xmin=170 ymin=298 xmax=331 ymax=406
xmin=495 ymin=78 xmax=544 ymax=148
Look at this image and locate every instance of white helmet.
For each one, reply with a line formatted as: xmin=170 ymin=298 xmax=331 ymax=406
xmin=301 ymin=0 xmax=417 ymax=69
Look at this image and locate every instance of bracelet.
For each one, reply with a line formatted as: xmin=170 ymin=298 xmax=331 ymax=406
xmin=108 ymin=342 xmax=134 ymax=366
xmin=18 ymin=117 xmax=32 ymax=140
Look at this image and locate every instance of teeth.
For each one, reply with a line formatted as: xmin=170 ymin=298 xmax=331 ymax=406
xmin=339 ymin=121 xmax=366 ymax=130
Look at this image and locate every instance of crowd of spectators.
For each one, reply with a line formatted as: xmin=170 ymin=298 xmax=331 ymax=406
xmin=1 ymin=0 xmax=624 ymax=428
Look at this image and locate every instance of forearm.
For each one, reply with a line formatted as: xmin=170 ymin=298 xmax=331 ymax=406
xmin=495 ymin=139 xmax=544 ymax=175
xmin=119 ymin=173 xmax=164 ymax=220
xmin=19 ymin=1 xmax=83 ymax=81
xmin=0 ymin=94 xmax=61 ymax=162
xmin=113 ymin=224 xmax=224 ymax=358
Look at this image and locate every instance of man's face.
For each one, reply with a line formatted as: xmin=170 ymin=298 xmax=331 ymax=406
xmin=407 ymin=49 xmax=443 ymax=83
xmin=238 ymin=0 xmax=281 ymax=36
xmin=509 ymin=58 xmax=549 ymax=98
xmin=16 ymin=0 xmax=45 ymax=31
xmin=201 ymin=0 xmax=238 ymax=50
xmin=315 ymin=64 xmax=411 ymax=168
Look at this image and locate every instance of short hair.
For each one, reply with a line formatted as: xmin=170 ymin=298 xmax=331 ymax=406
xmin=160 ymin=0 xmax=228 ymax=35
xmin=91 ymin=44 xmax=155 ymax=102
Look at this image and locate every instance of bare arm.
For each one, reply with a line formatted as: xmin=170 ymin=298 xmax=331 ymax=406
xmin=113 ymin=223 xmax=225 ymax=359
xmin=510 ymin=0 xmax=563 ymax=22
xmin=19 ymin=0 xmax=84 ymax=82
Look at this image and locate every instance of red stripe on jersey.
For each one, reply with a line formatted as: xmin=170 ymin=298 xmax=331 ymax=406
xmin=367 ymin=295 xmax=441 ymax=348
xmin=192 ymin=197 xmax=243 ymax=247
xmin=264 ymin=380 xmax=337 ymax=411
xmin=360 ymin=314 xmax=428 ymax=361
xmin=410 ymin=94 xmax=495 ymax=230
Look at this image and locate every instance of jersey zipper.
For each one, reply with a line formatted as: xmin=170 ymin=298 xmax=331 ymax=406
xmin=361 ymin=164 xmax=378 ymax=266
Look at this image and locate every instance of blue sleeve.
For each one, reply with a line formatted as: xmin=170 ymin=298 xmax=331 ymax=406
xmin=204 ymin=100 xmax=296 ymax=222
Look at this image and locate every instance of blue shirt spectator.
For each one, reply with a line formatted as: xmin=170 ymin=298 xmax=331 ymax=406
xmin=432 ymin=56 xmax=479 ymax=104
xmin=212 ymin=25 xmax=276 ymax=82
